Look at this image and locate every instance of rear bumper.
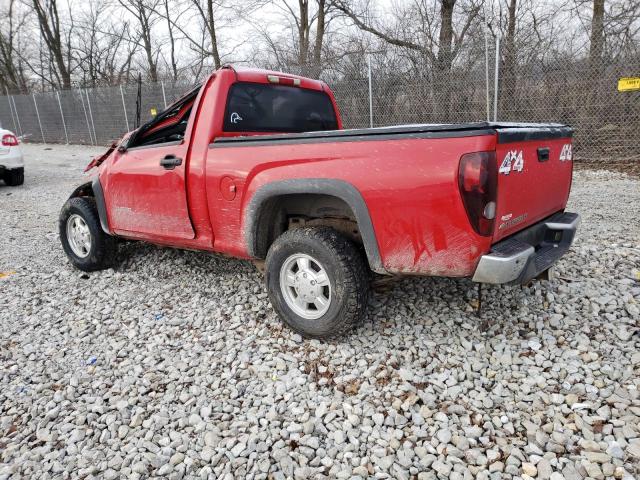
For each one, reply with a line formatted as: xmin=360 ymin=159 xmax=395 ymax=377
xmin=472 ymin=211 xmax=580 ymax=284
xmin=0 ymin=166 xmax=23 ymax=174
xmin=0 ymin=146 xmax=24 ymax=169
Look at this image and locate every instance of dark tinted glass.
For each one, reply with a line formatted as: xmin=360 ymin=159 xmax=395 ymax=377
xmin=223 ymin=82 xmax=338 ymax=133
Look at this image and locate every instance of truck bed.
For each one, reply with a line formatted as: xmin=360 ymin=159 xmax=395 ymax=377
xmin=208 ymin=121 xmax=573 ymax=276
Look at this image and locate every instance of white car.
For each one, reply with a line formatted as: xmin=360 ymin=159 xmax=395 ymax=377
xmin=0 ymin=128 xmax=24 ymax=186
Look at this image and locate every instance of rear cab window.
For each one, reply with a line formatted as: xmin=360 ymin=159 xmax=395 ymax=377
xmin=223 ymin=82 xmax=338 ymax=133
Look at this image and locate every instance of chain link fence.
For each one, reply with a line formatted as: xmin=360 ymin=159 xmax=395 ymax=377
xmin=331 ymin=51 xmax=640 ymax=162
xmin=0 ymin=80 xmax=195 ymax=146
xmin=1 ymin=55 xmax=638 ymax=162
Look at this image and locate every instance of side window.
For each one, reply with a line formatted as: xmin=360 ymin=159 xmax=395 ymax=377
xmin=224 ymin=82 xmax=338 ymax=133
xmin=128 ymin=86 xmax=200 ymax=149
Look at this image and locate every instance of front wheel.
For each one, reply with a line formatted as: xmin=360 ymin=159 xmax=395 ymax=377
xmin=265 ymin=227 xmax=370 ymax=340
xmin=59 ymin=197 xmax=117 ymax=272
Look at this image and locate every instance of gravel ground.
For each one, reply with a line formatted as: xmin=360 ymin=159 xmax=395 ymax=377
xmin=1 ymin=144 xmax=639 ymax=480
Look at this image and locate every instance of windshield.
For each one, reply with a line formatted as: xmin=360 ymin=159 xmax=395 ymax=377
xmin=223 ymin=82 xmax=338 ymax=133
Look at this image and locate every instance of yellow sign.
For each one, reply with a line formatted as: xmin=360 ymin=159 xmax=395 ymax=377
xmin=150 ymin=107 xmax=158 ymax=116
xmin=618 ymin=77 xmax=640 ymax=92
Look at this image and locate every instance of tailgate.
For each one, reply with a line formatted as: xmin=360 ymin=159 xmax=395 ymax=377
xmin=492 ymin=126 xmax=573 ymax=242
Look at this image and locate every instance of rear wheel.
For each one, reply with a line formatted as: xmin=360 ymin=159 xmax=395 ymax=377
xmin=265 ymin=227 xmax=369 ymax=340
xmin=59 ymin=197 xmax=117 ymax=271
xmin=4 ymin=168 xmax=24 ymax=186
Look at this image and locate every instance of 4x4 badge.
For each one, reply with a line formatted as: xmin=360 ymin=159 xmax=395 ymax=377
xmin=499 ymin=150 xmax=524 ymax=175
xmin=560 ymin=144 xmax=572 ymax=161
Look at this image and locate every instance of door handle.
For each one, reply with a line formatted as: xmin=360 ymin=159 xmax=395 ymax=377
xmin=160 ymin=154 xmax=182 ymax=169
xmin=537 ymin=147 xmax=550 ymax=162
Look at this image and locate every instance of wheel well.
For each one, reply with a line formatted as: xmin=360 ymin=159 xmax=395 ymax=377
xmin=253 ymin=193 xmax=361 ymax=259
xmin=69 ymin=181 xmax=94 ymax=199
xmin=68 ymin=179 xmax=111 ymax=235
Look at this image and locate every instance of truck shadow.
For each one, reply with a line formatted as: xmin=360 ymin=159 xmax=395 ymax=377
xmin=114 ymin=239 xmax=549 ymax=344
xmin=116 ymin=240 xmax=257 ymax=276
xmin=365 ymin=275 xmax=541 ymax=339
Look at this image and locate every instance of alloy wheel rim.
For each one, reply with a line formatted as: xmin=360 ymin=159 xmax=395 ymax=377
xmin=66 ymin=214 xmax=92 ymax=258
xmin=279 ymin=253 xmax=332 ymax=320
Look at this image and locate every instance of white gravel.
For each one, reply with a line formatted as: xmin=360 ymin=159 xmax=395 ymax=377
xmin=1 ymin=144 xmax=639 ymax=480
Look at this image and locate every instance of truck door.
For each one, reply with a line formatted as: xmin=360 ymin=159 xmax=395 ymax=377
xmin=103 ymin=142 xmax=195 ymax=240
xmin=102 ymin=97 xmax=197 ymax=240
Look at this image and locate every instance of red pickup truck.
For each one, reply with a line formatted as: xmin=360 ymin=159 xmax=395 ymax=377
xmin=59 ymin=66 xmax=580 ymax=339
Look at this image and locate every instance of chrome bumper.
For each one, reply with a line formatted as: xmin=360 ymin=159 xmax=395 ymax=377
xmin=472 ymin=212 xmax=580 ymax=284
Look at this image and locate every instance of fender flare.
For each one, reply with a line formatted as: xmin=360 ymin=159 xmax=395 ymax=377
xmin=67 ymin=179 xmax=111 ymax=234
xmin=244 ymin=178 xmax=386 ymax=274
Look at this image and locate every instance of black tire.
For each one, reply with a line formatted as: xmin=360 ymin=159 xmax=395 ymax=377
xmin=4 ymin=168 xmax=24 ymax=186
xmin=59 ymin=197 xmax=117 ymax=272
xmin=265 ymin=227 xmax=370 ymax=340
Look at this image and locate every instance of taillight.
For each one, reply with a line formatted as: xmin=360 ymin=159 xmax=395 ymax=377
xmin=2 ymin=134 xmax=18 ymax=146
xmin=458 ymin=151 xmax=497 ymax=236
